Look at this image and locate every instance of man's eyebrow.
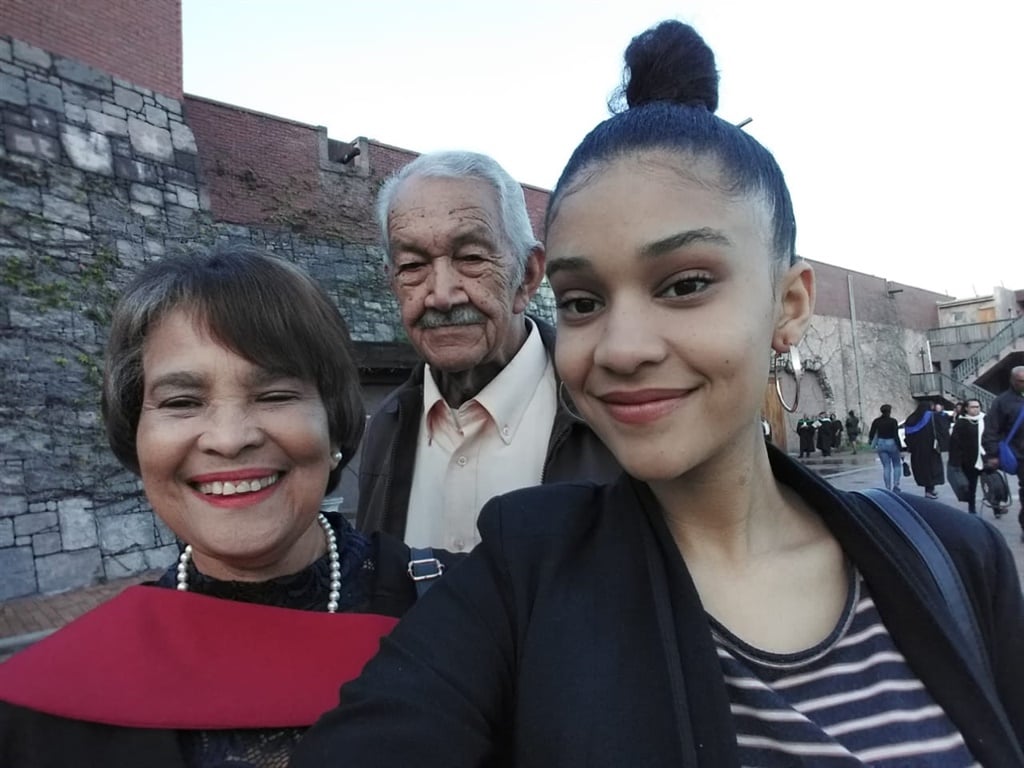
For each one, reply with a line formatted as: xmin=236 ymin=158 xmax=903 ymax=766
xmin=391 ymin=223 xmax=498 ymax=257
xmin=639 ymin=227 xmax=731 ymax=259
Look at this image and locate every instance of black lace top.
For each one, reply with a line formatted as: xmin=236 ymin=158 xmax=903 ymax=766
xmin=153 ymin=513 xmax=374 ymax=768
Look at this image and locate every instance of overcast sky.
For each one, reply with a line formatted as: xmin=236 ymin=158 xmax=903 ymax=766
xmin=182 ymin=0 xmax=1023 ymax=299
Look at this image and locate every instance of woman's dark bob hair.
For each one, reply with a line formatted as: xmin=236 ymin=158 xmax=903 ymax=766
xmin=102 ymin=244 xmax=365 ymax=494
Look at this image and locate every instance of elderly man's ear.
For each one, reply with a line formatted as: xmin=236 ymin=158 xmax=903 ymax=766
xmin=513 ymin=245 xmax=547 ymax=314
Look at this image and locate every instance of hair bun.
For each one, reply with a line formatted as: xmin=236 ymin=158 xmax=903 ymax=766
xmin=615 ymin=20 xmax=719 ymax=113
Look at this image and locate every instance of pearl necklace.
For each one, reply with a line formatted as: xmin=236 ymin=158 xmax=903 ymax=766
xmin=176 ymin=513 xmax=342 ymax=613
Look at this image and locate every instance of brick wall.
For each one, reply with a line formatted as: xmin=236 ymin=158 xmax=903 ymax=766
xmin=185 ymin=96 xmax=321 ymax=227
xmin=0 ymin=0 xmax=182 ymax=97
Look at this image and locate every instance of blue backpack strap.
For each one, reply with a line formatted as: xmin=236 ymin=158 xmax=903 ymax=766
xmin=853 ymin=489 xmax=990 ymax=682
xmin=407 ymin=547 xmax=446 ymax=598
xmin=1006 ymin=404 xmax=1024 ymax=442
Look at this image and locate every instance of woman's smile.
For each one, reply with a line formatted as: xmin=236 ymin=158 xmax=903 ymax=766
xmin=597 ymin=388 xmax=693 ymax=425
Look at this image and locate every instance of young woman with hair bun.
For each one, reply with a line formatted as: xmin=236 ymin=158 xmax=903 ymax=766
xmin=294 ymin=21 xmax=1024 ymax=767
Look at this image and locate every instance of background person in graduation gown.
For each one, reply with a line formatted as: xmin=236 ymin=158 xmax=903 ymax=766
xmin=292 ymin=21 xmax=1024 ymax=768
xmin=904 ymin=399 xmax=945 ymax=499
xmin=949 ymin=399 xmax=985 ymax=514
xmin=0 ymin=246 xmax=456 ymax=768
xmin=796 ymin=414 xmax=816 ymax=458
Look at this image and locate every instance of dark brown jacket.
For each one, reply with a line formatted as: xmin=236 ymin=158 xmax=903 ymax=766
xmin=356 ymin=317 xmax=620 ymax=537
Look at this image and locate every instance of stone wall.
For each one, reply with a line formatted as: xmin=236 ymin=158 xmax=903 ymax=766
xmin=1 ymin=37 xmax=206 ymax=600
xmin=0 ymin=38 xmax=379 ymax=599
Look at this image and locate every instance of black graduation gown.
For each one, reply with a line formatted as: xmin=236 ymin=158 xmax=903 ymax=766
xmin=905 ymin=412 xmax=944 ymax=488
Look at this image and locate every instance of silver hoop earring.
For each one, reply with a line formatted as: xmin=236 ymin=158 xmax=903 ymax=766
xmin=773 ymin=346 xmax=802 ymax=413
xmin=558 ymin=381 xmax=584 ymax=422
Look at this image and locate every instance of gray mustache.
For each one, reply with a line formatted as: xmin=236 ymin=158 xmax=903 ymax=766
xmin=416 ymin=305 xmax=486 ymax=329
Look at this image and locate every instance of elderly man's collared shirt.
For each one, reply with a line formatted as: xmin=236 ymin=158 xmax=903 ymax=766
xmin=404 ymin=321 xmax=556 ymax=551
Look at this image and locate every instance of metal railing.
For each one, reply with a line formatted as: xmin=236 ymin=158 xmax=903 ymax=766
xmin=951 ymin=314 xmax=1024 ymax=382
xmin=909 ymin=371 xmax=995 ymax=411
xmin=927 ymin=319 xmax=1011 ymax=346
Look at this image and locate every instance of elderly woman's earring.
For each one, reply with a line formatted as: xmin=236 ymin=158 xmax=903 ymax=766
xmin=331 ymin=450 xmax=343 ymax=466
xmin=558 ymin=381 xmax=584 ymax=422
xmin=773 ymin=346 xmax=802 ymax=413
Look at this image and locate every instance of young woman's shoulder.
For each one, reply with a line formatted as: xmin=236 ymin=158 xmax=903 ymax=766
xmin=478 ymin=479 xmax=624 ymax=538
xmin=892 ymin=494 xmax=1014 ymax=580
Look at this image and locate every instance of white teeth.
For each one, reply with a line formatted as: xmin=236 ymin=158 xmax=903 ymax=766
xmin=198 ymin=473 xmax=279 ymax=496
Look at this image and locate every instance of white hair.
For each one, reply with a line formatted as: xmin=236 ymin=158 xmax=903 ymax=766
xmin=376 ymin=150 xmax=539 ymax=284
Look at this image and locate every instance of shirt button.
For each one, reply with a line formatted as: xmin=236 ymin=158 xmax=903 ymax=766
xmin=502 ymin=426 xmax=510 ymax=437
xmin=457 ymin=456 xmax=467 ymax=466
xmin=453 ymin=538 xmax=465 ymax=551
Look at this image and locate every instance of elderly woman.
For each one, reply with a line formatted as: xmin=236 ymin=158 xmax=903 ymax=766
xmin=293 ymin=21 xmax=1024 ymax=767
xmin=0 ymin=246 xmax=451 ymax=767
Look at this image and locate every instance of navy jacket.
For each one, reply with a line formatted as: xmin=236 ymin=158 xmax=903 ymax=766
xmin=983 ymin=388 xmax=1024 ymax=463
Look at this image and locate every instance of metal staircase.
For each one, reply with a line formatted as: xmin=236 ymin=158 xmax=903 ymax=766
xmin=908 ymin=371 xmax=995 ymax=410
xmin=913 ymin=314 xmax=1024 ymax=408
xmin=952 ymin=314 xmax=1024 ymax=382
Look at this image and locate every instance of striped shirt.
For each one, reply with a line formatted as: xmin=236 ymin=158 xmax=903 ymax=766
xmin=712 ymin=571 xmax=978 ymax=766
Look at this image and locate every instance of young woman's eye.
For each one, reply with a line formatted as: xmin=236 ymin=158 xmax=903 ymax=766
xmin=659 ymin=275 xmax=713 ymax=299
xmin=556 ymin=296 xmax=602 ymax=317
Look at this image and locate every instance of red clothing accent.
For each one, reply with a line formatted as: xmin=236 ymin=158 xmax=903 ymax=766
xmin=0 ymin=586 xmax=396 ymax=729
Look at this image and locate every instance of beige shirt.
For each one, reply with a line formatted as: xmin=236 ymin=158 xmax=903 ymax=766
xmin=404 ymin=321 xmax=557 ymax=551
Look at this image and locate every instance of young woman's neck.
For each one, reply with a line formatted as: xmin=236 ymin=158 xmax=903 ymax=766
xmin=650 ymin=432 xmax=812 ymax=566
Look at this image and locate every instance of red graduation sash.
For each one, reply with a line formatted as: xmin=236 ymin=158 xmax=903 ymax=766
xmin=0 ymin=586 xmax=397 ymax=729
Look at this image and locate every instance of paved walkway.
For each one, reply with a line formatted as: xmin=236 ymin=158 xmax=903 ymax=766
xmin=1 ymin=453 xmax=1021 ymax=660
xmin=820 ymin=453 xmax=1024 ymax=581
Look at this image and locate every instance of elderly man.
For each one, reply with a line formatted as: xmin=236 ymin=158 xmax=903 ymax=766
xmin=982 ymin=365 xmax=1024 ymax=537
xmin=356 ymin=151 xmax=619 ymax=551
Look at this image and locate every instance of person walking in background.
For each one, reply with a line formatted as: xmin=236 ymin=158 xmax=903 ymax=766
xmin=844 ymin=410 xmax=860 ymax=453
xmin=904 ymin=400 xmax=944 ymax=499
xmin=868 ymin=404 xmax=902 ymax=491
xmin=796 ymin=415 xmax=815 ymax=458
xmin=828 ymin=412 xmax=843 ymax=452
xmin=982 ymin=365 xmax=1024 ymax=537
xmin=933 ymin=400 xmax=952 ymax=451
xmin=950 ymin=399 xmax=985 ymax=514
xmin=814 ymin=411 xmax=833 ymax=457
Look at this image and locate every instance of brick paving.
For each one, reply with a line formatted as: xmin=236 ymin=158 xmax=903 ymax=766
xmin=0 ymin=570 xmax=162 ymax=658
xmin=2 ymin=453 xmax=1022 ymax=659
